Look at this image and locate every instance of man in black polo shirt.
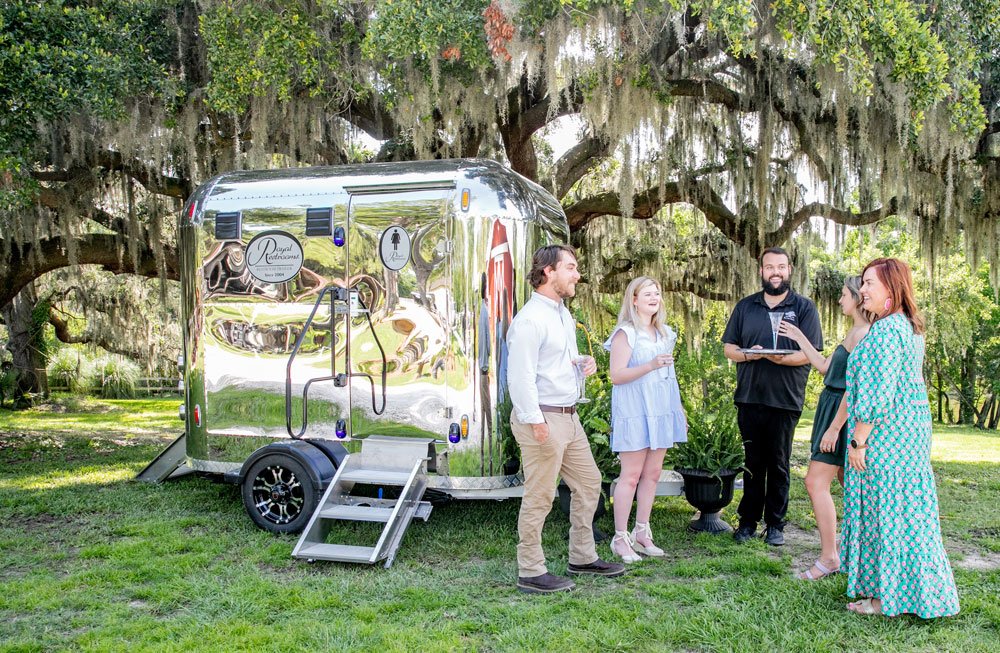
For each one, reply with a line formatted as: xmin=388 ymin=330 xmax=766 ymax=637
xmin=722 ymin=247 xmax=822 ymax=546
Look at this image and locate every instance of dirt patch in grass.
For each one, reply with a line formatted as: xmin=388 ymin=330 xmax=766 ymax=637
xmin=34 ymin=399 xmax=117 ymax=414
xmin=776 ymin=523 xmax=820 ymax=570
xmin=773 ymin=523 xmax=1000 ymax=572
xmin=18 ymin=513 xmax=61 ymax=527
xmin=970 ymin=526 xmax=1000 ymax=538
xmin=952 ymin=551 xmax=1000 ymax=571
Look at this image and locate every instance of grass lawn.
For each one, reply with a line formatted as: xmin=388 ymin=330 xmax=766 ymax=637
xmin=1 ymin=399 xmax=999 ymax=652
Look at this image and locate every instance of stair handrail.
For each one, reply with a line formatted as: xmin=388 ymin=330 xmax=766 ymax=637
xmin=285 ymin=285 xmax=346 ymax=438
xmin=348 ymin=292 xmax=388 ymax=416
xmin=369 ymin=458 xmax=425 ymax=565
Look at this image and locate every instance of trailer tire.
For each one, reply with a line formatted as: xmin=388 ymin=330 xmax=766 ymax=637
xmin=241 ymin=454 xmax=319 ymax=534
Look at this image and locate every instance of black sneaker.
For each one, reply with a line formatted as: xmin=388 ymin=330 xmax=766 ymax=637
xmin=733 ymin=524 xmax=757 ymax=543
xmin=516 ymin=572 xmax=576 ymax=594
xmin=567 ymin=558 xmax=626 ymax=577
xmin=761 ymin=526 xmax=785 ymax=546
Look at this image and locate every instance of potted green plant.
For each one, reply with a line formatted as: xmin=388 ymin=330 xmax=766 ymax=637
xmin=666 ymin=399 xmax=744 ymax=534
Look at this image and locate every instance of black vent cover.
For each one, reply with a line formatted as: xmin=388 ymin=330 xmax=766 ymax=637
xmin=306 ymin=208 xmax=333 ymax=236
xmin=214 ymin=212 xmax=241 ymax=240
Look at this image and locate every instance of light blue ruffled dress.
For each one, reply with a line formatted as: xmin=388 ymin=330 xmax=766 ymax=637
xmin=603 ymin=324 xmax=688 ymax=452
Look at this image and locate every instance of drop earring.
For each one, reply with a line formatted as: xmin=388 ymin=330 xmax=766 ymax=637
xmin=883 ymin=297 xmax=892 ymax=312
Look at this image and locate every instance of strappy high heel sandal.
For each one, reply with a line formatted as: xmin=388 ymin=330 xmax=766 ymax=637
xmin=630 ymin=522 xmax=665 ymax=557
xmin=611 ymin=530 xmax=642 ymax=563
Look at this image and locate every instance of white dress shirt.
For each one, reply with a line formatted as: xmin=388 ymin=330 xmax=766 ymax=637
xmin=506 ymin=292 xmax=581 ymax=423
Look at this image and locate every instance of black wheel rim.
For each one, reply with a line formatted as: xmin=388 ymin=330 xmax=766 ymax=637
xmin=251 ymin=464 xmax=306 ymax=525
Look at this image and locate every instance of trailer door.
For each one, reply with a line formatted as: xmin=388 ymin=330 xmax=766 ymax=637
xmin=344 ymin=185 xmax=455 ymax=440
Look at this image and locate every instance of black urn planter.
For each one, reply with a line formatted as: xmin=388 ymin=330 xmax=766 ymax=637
xmin=677 ymin=468 xmax=738 ymax=534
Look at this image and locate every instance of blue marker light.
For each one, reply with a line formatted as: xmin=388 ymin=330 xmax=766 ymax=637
xmin=333 ymin=226 xmax=346 ymax=247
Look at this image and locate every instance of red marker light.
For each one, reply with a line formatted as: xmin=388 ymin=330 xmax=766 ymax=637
xmin=193 ymin=403 xmax=202 ymax=427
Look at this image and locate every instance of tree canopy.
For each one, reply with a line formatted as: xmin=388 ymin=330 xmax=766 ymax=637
xmin=1 ymin=0 xmax=998 ymax=400
xmin=2 ymin=0 xmax=997 ymax=302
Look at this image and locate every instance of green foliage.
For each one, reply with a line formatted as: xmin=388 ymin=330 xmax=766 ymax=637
xmin=0 ymin=0 xmax=175 ymax=201
xmin=770 ymin=0 xmax=984 ymax=136
xmin=28 ymin=295 xmax=52 ymax=363
xmin=668 ymin=331 xmax=744 ymax=475
xmin=687 ymin=0 xmax=757 ymax=57
xmin=576 ymin=373 xmax=618 ymax=479
xmin=46 ymin=347 xmax=90 ymax=393
xmin=574 ymin=314 xmax=618 ymax=479
xmin=666 ymin=397 xmax=743 ymax=475
xmin=201 ymin=0 xmax=328 ymax=113
xmin=808 ymin=219 xmax=999 ymax=429
xmin=362 ymin=0 xmax=492 ymax=72
xmin=89 ymin=356 xmax=140 ymax=399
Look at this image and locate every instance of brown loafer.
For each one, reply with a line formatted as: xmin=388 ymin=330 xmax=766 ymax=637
xmin=566 ymin=558 xmax=626 ymax=577
xmin=516 ymin=572 xmax=576 ymax=594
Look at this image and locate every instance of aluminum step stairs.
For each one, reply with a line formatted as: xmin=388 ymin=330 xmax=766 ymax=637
xmin=292 ymin=435 xmax=434 ymax=568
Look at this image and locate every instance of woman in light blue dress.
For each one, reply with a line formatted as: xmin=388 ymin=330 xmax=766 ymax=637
xmin=604 ymin=277 xmax=688 ymax=562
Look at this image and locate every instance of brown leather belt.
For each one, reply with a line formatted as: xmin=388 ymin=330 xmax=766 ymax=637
xmin=539 ymin=404 xmax=576 ymax=414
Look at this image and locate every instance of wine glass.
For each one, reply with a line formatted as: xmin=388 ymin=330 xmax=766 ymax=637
xmin=573 ymin=356 xmax=592 ymax=404
xmin=768 ymin=311 xmax=785 ymax=350
xmin=660 ymin=330 xmax=677 ymax=381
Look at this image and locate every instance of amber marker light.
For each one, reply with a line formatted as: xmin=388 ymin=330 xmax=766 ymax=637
xmin=460 ymin=414 xmax=469 ymax=439
xmin=461 ymin=188 xmax=471 ymax=211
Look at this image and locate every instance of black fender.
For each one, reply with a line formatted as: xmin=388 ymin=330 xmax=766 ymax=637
xmin=238 ymin=440 xmax=338 ymax=493
xmin=303 ymin=438 xmax=350 ymax=470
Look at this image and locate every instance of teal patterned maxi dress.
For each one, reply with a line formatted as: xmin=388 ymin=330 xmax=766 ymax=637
xmin=843 ymin=313 xmax=959 ymax=618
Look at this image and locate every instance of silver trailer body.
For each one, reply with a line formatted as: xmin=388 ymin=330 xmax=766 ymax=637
xmin=177 ymin=159 xmax=567 ymax=509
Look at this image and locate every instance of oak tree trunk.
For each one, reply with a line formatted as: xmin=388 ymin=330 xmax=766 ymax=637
xmin=1 ymin=284 xmax=49 ymax=408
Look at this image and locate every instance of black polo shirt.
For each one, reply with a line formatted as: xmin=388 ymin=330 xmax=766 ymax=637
xmin=721 ymin=290 xmax=823 ymax=412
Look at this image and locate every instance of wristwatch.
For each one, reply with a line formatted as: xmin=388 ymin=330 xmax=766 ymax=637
xmin=850 ymin=438 xmax=867 ymax=450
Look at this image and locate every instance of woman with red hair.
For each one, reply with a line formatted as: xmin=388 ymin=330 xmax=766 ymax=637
xmin=841 ymin=258 xmax=959 ymax=618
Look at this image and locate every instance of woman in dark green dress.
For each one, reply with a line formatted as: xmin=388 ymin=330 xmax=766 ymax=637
xmin=779 ymin=276 xmax=870 ymax=580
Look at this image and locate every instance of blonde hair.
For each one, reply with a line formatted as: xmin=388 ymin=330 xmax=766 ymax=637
xmin=615 ymin=277 xmax=669 ymax=337
xmin=844 ymin=275 xmax=875 ymax=324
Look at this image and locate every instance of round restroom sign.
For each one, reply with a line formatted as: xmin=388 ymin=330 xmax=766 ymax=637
xmin=245 ymin=231 xmax=304 ymax=283
xmin=379 ymin=226 xmax=411 ymax=271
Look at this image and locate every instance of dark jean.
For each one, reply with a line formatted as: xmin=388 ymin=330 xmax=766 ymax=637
xmin=735 ymin=403 xmax=802 ymax=529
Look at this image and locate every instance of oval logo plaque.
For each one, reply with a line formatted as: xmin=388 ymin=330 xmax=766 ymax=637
xmin=245 ymin=231 xmax=304 ymax=283
xmin=379 ymin=226 xmax=411 ymax=271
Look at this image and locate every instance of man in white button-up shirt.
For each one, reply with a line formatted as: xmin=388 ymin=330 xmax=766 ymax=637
xmin=507 ymin=245 xmax=625 ymax=593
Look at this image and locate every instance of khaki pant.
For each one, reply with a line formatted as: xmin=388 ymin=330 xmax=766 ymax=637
xmin=512 ymin=412 xmax=602 ymax=577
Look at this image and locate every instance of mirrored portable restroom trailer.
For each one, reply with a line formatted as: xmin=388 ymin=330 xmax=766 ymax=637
xmin=138 ymin=159 xmax=569 ymax=566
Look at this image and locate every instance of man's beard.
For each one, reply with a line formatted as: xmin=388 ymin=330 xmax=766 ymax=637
xmin=762 ymin=276 xmax=790 ymax=296
xmin=554 ymin=279 xmax=575 ymax=299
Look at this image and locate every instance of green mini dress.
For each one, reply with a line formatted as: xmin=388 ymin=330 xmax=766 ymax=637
xmin=809 ymin=344 xmax=849 ymax=466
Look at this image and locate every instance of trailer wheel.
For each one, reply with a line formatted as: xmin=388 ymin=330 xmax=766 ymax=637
xmin=241 ymin=454 xmax=318 ymax=534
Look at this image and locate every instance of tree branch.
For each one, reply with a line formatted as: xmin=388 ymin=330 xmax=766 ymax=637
xmin=768 ymin=198 xmax=900 ymax=246
xmin=553 ymin=136 xmax=612 ymax=199
xmin=564 ymin=177 xmax=741 ymax=246
xmin=1 ymin=235 xmax=178 ymax=311
xmin=48 ymin=308 xmax=145 ymax=358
